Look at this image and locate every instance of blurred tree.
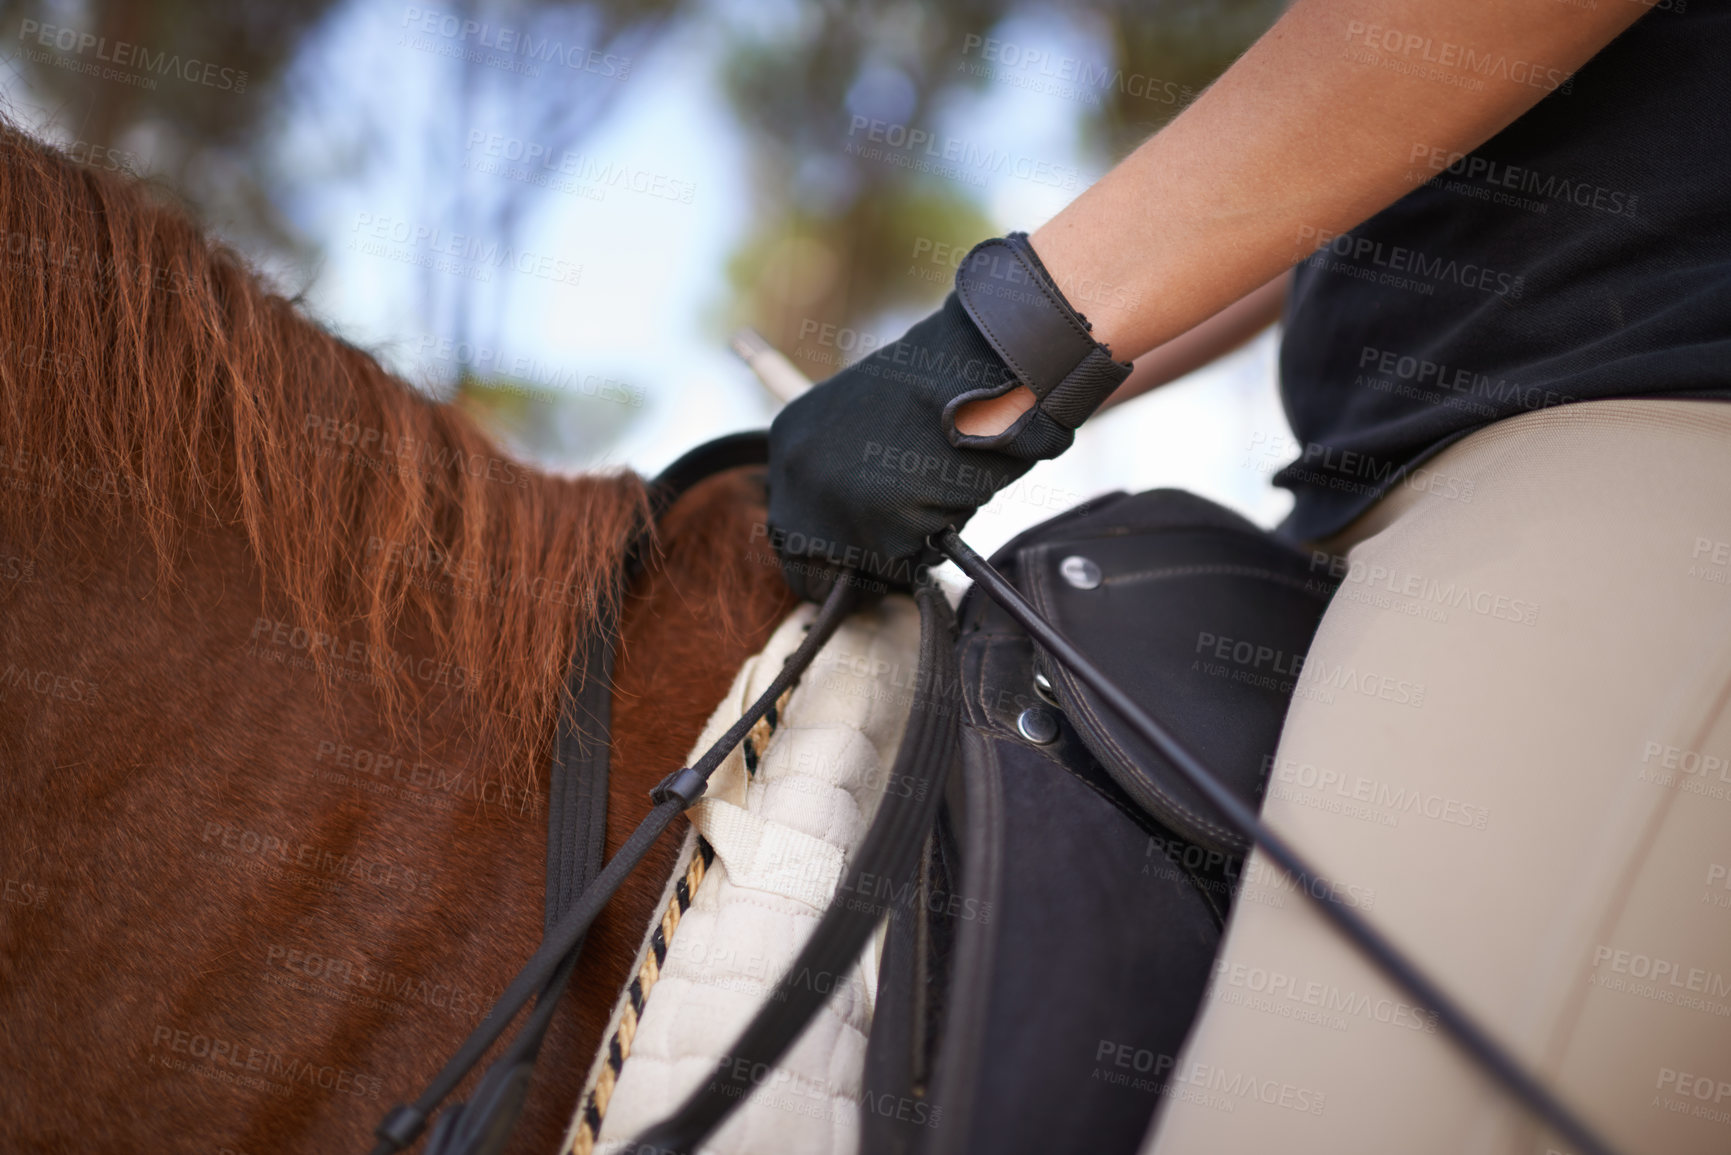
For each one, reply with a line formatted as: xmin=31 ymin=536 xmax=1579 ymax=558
xmin=715 ymin=0 xmax=1281 ymax=369
xmin=413 ymin=0 xmax=684 ymax=461
xmin=0 ymin=0 xmax=681 ymax=462
xmin=273 ymin=0 xmax=685 ymax=460
xmin=0 ymin=0 xmax=342 ymax=259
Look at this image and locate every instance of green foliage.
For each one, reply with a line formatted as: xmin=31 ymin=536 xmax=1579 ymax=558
xmin=713 ymin=0 xmax=1280 ymax=354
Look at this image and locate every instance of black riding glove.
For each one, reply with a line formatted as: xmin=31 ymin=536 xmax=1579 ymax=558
xmin=766 ymin=232 xmax=1132 ymax=599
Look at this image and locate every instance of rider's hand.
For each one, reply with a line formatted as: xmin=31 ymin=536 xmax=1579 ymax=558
xmin=766 ymin=233 xmax=1132 ymax=600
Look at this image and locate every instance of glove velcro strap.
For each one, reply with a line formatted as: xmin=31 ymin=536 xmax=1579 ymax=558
xmin=953 ymin=233 xmax=1131 ymax=425
xmin=1041 ymin=346 xmax=1134 ymax=429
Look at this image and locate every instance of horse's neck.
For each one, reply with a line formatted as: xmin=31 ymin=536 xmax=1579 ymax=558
xmin=0 ymin=467 xmax=799 ymax=1153
xmin=2 ymin=514 xmax=528 ymax=823
xmin=0 ymin=510 xmax=558 ymax=1147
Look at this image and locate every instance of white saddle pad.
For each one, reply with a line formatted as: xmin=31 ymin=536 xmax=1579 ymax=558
xmin=562 ymin=594 xmax=921 ymax=1155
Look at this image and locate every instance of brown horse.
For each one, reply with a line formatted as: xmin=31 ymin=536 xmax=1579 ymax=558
xmin=0 ymin=123 xmax=795 ymax=1153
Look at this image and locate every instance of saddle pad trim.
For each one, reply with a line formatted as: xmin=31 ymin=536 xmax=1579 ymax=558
xmin=564 ymin=831 xmax=714 ymax=1155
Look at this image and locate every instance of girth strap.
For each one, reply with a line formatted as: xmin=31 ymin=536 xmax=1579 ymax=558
xmin=548 ymin=625 xmax=618 ymax=937
xmin=418 ymin=622 xmax=619 ymax=1155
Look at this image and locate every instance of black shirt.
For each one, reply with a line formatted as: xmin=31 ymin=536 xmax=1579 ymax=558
xmin=1275 ymin=4 xmax=1731 ymax=544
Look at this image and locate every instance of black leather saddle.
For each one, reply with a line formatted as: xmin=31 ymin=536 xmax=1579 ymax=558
xmin=862 ymin=487 xmax=1335 ymax=1154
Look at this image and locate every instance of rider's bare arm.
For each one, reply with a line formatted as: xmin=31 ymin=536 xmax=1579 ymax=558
xmin=1099 ymin=271 xmax=1290 ymax=413
xmin=954 ymin=0 xmax=1648 ymax=437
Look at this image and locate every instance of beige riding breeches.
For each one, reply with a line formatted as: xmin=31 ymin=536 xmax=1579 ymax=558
xmin=1143 ymin=399 xmax=1731 ymax=1155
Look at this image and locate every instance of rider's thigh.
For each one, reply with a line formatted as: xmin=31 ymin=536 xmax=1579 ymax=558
xmin=1145 ymin=399 xmax=1731 ymax=1155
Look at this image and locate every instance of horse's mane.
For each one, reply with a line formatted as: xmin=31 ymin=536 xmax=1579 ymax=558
xmin=0 ymin=121 xmax=649 ymax=776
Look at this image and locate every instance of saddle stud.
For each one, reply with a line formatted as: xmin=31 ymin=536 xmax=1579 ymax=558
xmin=1015 ymin=706 xmax=1059 ymax=745
xmin=1032 ymin=670 xmax=1060 ymax=706
xmin=1058 ymin=555 xmax=1102 ymax=590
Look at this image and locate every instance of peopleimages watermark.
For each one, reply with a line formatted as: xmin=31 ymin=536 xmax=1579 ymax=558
xmin=709 ymin=1054 xmax=942 ymax=1129
xmin=0 ymin=228 xmax=191 ymax=296
xmin=417 ymin=335 xmax=646 ymax=407
xmin=247 ymin=615 xmax=476 ymax=693
xmin=263 ymin=941 xmax=492 ymax=1022
xmin=399 ymin=7 xmax=630 ymax=80
xmin=844 ymin=116 xmax=1082 ymax=191
xmin=905 ymin=235 xmax=1143 ymax=313
xmin=1140 ymin=834 xmax=1378 ymax=912
xmin=365 ymin=533 xmax=588 ymax=610
xmin=746 ymin=523 xmax=927 ymax=592
xmin=18 ymin=20 xmax=249 ymax=92
xmin=1 ymin=661 xmax=102 ymax=707
xmin=1311 ymin=551 xmax=1541 ymax=628
xmin=805 ymin=643 xmax=970 ymax=723
xmin=1589 ymin=944 xmax=1731 ymax=1010
xmin=1245 ymin=430 xmax=1479 ymax=504
xmin=861 ymin=339 xmax=1011 ymax=391
xmin=661 ymin=935 xmax=876 ymax=1010
xmin=3 ymin=876 xmax=49 ymax=911
xmin=1091 ymin=1040 xmax=1328 ymax=1115
xmin=1353 ymin=345 xmax=1575 ymax=418
xmin=0 ymin=125 xmax=141 ymax=175
xmin=1405 ymin=143 xmax=1639 ymax=218
xmin=1342 ymin=20 xmax=1574 ymax=94
xmin=314 ymin=738 xmax=541 ymax=819
xmin=0 ymin=550 xmax=35 ymax=586
xmin=148 ymin=1023 xmax=380 ymax=1099
xmin=0 ymin=440 xmax=143 ymax=503
xmin=347 ymin=212 xmax=583 ymax=287
xmin=1654 ymin=1066 xmax=1731 ymax=1127
xmin=1191 ymin=629 xmax=1427 ymax=709
xmin=1635 ymin=739 xmax=1731 ymax=804
xmin=957 ymin=33 xmax=1195 ymax=109
xmin=1704 ymin=863 xmax=1731 ymax=911
xmin=1207 ymin=958 xmax=1439 ymax=1035
xmin=789 ymin=317 xmax=894 ymax=371
xmin=864 ymin=440 xmax=1006 ymax=500
xmin=1688 ymin=536 xmax=1731 ymax=589
xmin=1298 ymin=224 xmax=1524 ymax=299
xmin=1264 ymin=753 xmax=1490 ymax=831
xmin=197 ymin=817 xmax=436 ymax=896
xmin=306 ymin=411 xmax=532 ymax=489
xmin=461 ymin=130 xmax=694 ymax=205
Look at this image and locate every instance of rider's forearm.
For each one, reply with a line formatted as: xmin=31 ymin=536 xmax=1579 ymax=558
xmin=1099 ymin=271 xmax=1290 ymax=412
xmin=1030 ymin=0 xmax=1647 ymax=361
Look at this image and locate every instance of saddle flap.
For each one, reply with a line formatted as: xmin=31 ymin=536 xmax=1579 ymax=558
xmin=1015 ymin=489 xmax=1333 ymax=853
